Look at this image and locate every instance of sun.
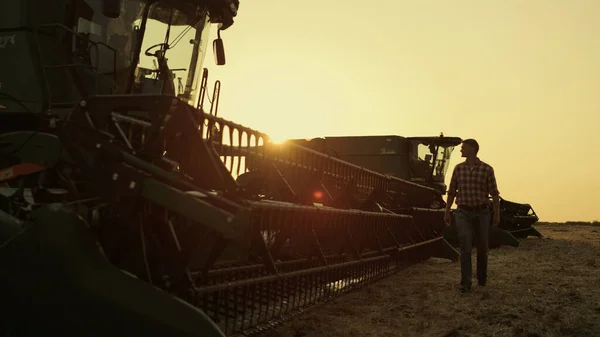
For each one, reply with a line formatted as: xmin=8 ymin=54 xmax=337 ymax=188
xmin=267 ymin=133 xmax=289 ymax=145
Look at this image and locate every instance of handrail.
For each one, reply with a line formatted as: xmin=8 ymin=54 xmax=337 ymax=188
xmin=197 ymin=68 xmax=209 ymax=111
xmin=210 ymin=80 xmax=221 ymax=117
xmin=34 ymin=23 xmax=118 ymax=109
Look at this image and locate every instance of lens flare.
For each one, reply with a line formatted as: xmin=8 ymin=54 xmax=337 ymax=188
xmin=313 ymin=190 xmax=323 ymax=199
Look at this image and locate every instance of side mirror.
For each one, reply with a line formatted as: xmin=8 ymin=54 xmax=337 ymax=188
xmin=103 ymin=0 xmax=122 ymax=18
xmin=213 ymin=30 xmax=226 ymax=65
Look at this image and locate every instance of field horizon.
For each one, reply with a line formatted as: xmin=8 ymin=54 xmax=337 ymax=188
xmin=537 ymin=221 xmax=600 ymax=227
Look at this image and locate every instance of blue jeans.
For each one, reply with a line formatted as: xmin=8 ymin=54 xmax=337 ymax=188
xmin=454 ymin=208 xmax=491 ymax=287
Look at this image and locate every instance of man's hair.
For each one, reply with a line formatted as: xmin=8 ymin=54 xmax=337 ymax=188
xmin=462 ymin=138 xmax=479 ymax=154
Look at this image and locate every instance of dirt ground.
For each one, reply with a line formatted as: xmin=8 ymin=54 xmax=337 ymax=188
xmin=264 ymin=223 xmax=600 ymax=337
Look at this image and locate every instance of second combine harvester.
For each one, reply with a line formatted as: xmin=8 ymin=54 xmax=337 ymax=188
xmin=287 ymin=135 xmax=542 ymax=247
xmin=0 ymin=0 xmax=460 ymax=336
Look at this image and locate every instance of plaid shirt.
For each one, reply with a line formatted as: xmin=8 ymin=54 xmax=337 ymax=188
xmin=448 ymin=158 xmax=499 ymax=206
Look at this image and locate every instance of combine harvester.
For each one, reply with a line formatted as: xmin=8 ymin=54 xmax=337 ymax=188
xmin=0 ymin=0 xmax=460 ymax=336
xmin=288 ymin=136 xmax=541 ymax=247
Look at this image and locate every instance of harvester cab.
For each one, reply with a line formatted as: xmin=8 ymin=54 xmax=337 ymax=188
xmin=0 ymin=0 xmax=237 ymax=117
xmin=406 ymin=135 xmax=462 ymax=194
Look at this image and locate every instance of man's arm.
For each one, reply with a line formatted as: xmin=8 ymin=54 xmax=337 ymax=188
xmin=446 ymin=195 xmax=456 ymax=213
xmin=443 ymin=168 xmax=458 ymax=226
xmin=492 ymin=194 xmax=500 ymax=218
xmin=445 ymin=168 xmax=459 ymax=213
xmin=487 ymin=166 xmax=501 ymax=224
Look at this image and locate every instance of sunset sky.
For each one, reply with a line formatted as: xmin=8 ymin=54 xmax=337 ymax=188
xmin=187 ymin=0 xmax=600 ymax=222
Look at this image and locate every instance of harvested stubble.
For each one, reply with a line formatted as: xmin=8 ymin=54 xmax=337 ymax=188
xmin=265 ymin=223 xmax=600 ymax=337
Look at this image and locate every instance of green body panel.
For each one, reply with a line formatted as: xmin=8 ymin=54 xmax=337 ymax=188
xmin=0 ymin=206 xmax=226 ymax=337
xmin=0 ymin=208 xmax=23 ymax=245
xmin=0 ymin=1 xmax=26 ymax=29
xmin=316 ymin=135 xmax=409 ymax=157
xmin=0 ymin=132 xmax=70 ymax=167
xmin=0 ymin=0 xmax=116 ymax=114
xmin=0 ymin=29 xmax=48 ymax=112
xmin=337 ymin=154 xmax=409 ymax=178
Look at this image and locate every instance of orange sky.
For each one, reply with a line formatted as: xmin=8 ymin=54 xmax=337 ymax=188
xmin=165 ymin=0 xmax=599 ymax=222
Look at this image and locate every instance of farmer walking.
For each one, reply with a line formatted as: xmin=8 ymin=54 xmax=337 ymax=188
xmin=443 ymin=139 xmax=500 ymax=293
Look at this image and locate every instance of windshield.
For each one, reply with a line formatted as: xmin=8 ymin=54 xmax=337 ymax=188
xmin=133 ymin=2 xmax=211 ymax=104
xmin=73 ymin=0 xmax=212 ymax=102
xmin=432 ymin=145 xmax=455 ymax=182
xmin=409 ymin=139 xmax=457 ymax=183
xmin=409 ymin=141 xmax=435 ymax=181
xmin=74 ymin=0 xmax=143 ymax=87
